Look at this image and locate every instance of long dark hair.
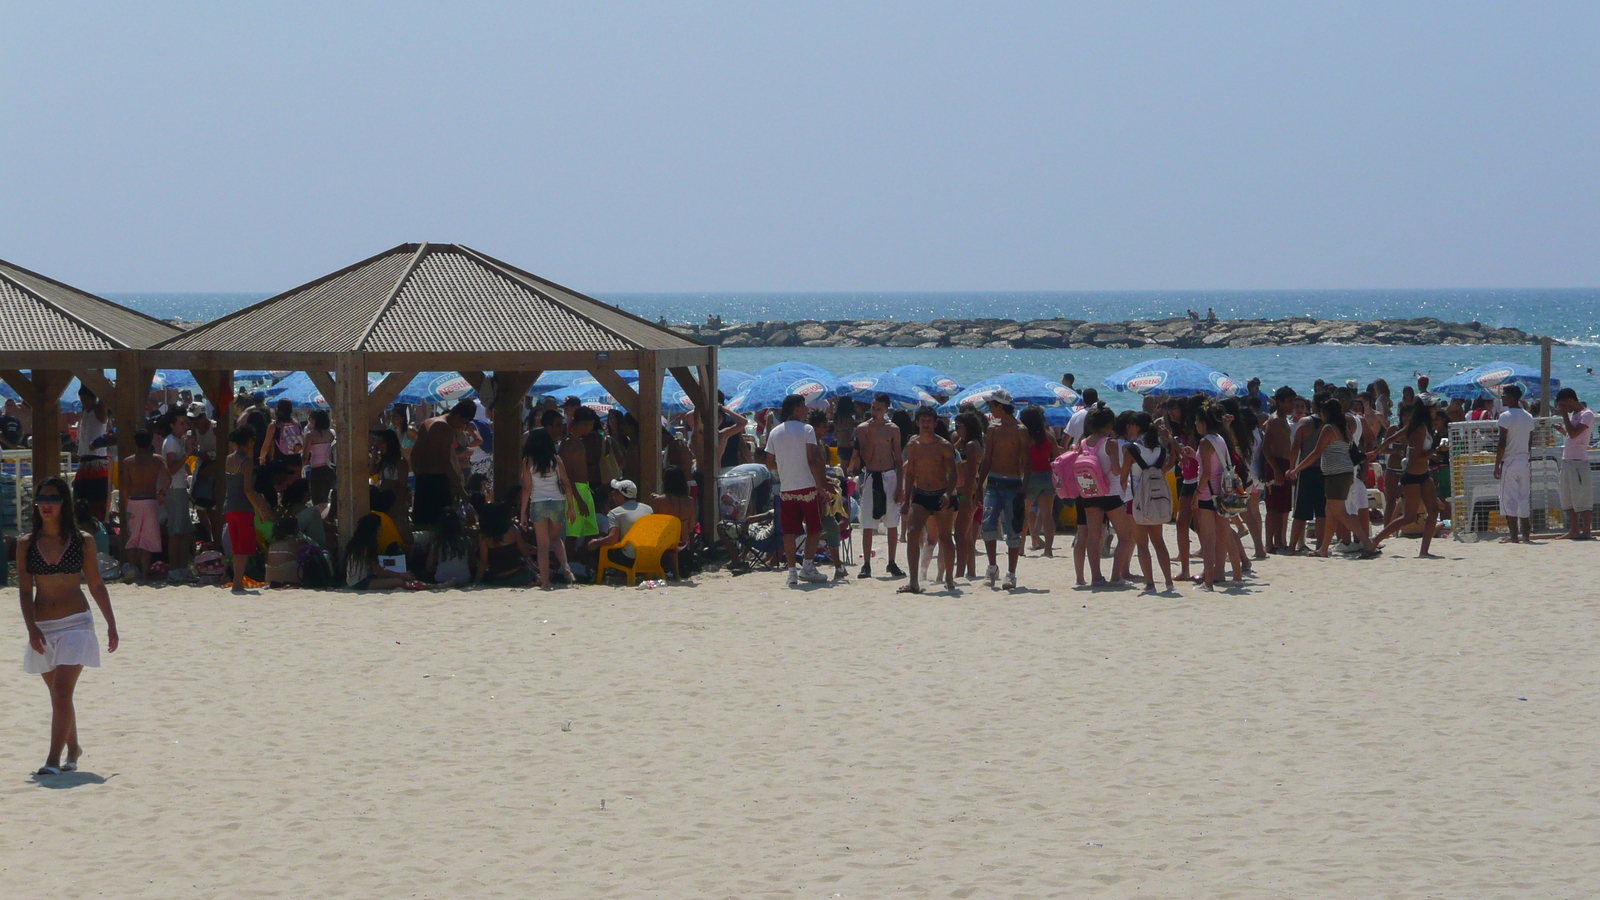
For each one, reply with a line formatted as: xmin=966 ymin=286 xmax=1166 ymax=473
xmin=1320 ymin=398 xmax=1349 ymax=440
xmin=834 ymin=396 xmax=857 ymax=426
xmin=1133 ymin=411 xmax=1161 ymax=449
xmin=434 ymin=508 xmax=474 ymax=558
xmin=1401 ymin=398 xmax=1433 ymax=437
xmin=309 ymin=409 xmax=331 ymax=431
xmin=891 ymin=409 xmax=914 ymax=446
xmin=274 ymin=399 xmax=294 ymax=423
xmin=30 ymin=476 xmax=77 ymax=537
xmin=1019 ymin=405 xmax=1049 ymax=446
xmin=347 ymin=513 xmax=381 ymax=564
xmin=663 ymin=466 xmax=690 ymax=497
xmin=522 ymin=427 xmax=558 ymax=474
xmin=479 ymin=501 xmax=516 ymax=542
xmin=955 ymin=411 xmax=986 ymax=450
xmin=1231 ymin=407 xmax=1258 ymax=458
xmin=375 ymin=429 xmax=402 ymax=470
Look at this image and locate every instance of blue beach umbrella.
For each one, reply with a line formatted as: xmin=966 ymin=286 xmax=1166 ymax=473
xmin=889 ymin=365 xmax=963 ymax=398
xmin=727 ymin=371 xmax=849 ymax=413
xmin=152 ymin=369 xmax=200 ymax=391
xmin=754 ymin=362 xmax=834 ymax=379
xmin=263 ymin=372 xmax=331 ymax=410
xmin=378 ymin=372 xmax=476 ymax=406
xmin=937 ymin=374 xmax=1081 ymax=426
xmin=1432 ymin=361 xmax=1558 ymax=400
xmin=232 ymin=370 xmax=276 ymax=382
xmin=528 ymin=370 xmax=588 ymax=397
xmin=840 ymin=372 xmax=938 ymax=411
xmin=1102 ymin=358 xmax=1248 ymax=399
xmin=717 ymin=369 xmax=756 ymax=397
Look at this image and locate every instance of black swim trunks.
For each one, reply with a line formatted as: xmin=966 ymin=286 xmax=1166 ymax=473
xmin=911 ymin=488 xmax=954 ymax=514
xmin=411 ymin=473 xmax=453 ymax=526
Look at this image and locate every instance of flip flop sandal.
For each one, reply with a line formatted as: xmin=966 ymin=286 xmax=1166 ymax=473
xmin=35 ymin=766 xmax=61 ymax=776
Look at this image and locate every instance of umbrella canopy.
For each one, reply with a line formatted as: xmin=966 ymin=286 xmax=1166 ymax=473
xmin=152 ymin=369 xmax=200 ymax=391
xmin=840 ymin=372 xmax=938 ymax=411
xmin=560 ymin=381 xmax=624 ymax=417
xmin=937 ymin=374 xmax=1081 ymax=426
xmin=717 ymin=369 xmax=757 ymax=397
xmin=889 ymin=365 xmax=963 ymax=398
xmin=262 ymin=372 xmax=330 ymax=410
xmin=528 ymin=370 xmax=590 ymax=396
xmin=1102 ymin=357 xmax=1248 ymax=398
xmin=1432 ymin=361 xmax=1559 ymax=400
xmin=232 ymin=370 xmax=276 ymax=382
xmin=727 ymin=371 xmax=849 ymax=413
xmin=380 ymin=371 xmax=476 ymax=406
xmin=754 ymin=361 xmax=834 ymax=379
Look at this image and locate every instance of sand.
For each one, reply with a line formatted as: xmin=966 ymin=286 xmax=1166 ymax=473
xmin=3 ymin=538 xmax=1598 ymax=898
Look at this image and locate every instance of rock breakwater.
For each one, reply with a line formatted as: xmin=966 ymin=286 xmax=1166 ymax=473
xmin=670 ymin=316 xmax=1552 ymax=350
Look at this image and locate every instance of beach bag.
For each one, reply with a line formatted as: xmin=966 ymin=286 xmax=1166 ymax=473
xmin=1218 ymin=455 xmax=1249 ymax=517
xmin=1053 ymin=436 xmax=1112 ymax=500
xmin=1130 ymin=448 xmax=1173 ymax=526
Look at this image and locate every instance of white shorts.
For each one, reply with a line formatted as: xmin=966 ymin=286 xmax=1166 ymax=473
xmin=1345 ymin=474 xmax=1369 ymax=515
xmin=22 ymin=611 xmax=100 ymax=675
xmin=857 ymin=469 xmax=901 ymax=530
xmin=1499 ymin=458 xmax=1532 ymax=519
xmin=1557 ymin=459 xmax=1591 ymax=512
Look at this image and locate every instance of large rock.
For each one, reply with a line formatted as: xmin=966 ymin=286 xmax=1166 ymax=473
xmin=796 ymin=324 xmax=831 ymax=342
xmin=766 ymin=329 xmax=799 ymax=348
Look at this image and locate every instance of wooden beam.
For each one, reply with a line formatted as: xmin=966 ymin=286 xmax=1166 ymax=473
xmin=366 ymin=370 xmax=414 ymax=414
xmin=490 ymin=372 xmax=537 ymax=504
xmin=0 ymin=351 xmax=123 ymax=370
xmin=72 ymin=369 xmax=116 ymax=402
xmin=333 ymin=354 xmax=370 ymax=554
xmin=668 ymin=365 xmax=704 ymax=411
xmin=588 ymin=369 xmax=640 ymax=415
xmin=696 ymin=349 xmax=720 ymax=544
xmin=636 ymin=356 xmax=663 ymax=498
xmin=0 ymin=369 xmax=33 ymax=400
xmin=306 ymin=371 xmax=339 ymax=406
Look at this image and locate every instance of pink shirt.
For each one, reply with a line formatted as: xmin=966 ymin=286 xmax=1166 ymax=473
xmin=1563 ymin=409 xmax=1594 ymax=460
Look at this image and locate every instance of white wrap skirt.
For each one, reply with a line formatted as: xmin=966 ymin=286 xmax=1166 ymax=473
xmin=22 ymin=611 xmax=100 ymax=674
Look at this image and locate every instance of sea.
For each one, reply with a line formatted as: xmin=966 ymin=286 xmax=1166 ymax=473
xmin=109 ymin=288 xmax=1600 ymax=410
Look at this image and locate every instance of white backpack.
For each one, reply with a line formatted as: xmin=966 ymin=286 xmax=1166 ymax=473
xmin=1129 ymin=445 xmax=1174 ymax=526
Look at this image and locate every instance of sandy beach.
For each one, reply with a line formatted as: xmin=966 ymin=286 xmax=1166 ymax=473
xmin=3 ymin=538 xmax=1597 ymax=899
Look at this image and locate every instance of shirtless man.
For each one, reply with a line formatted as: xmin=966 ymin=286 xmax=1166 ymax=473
xmin=411 ymin=399 xmax=476 ymax=527
xmin=898 ymin=406 xmax=958 ymax=594
xmin=120 ymin=430 xmax=165 ymax=580
xmin=977 ymin=390 xmax=1030 ymax=589
xmin=559 ymin=408 xmax=600 ymax=549
xmin=853 ymin=394 xmax=904 ymax=579
xmin=1259 ymin=387 xmax=1296 ymax=553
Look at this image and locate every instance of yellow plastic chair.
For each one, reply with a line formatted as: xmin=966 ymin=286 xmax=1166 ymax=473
xmin=596 ymin=514 xmax=681 ymax=585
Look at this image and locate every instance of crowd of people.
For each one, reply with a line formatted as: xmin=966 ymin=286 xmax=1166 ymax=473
xmin=743 ymin=374 xmax=1594 ymax=593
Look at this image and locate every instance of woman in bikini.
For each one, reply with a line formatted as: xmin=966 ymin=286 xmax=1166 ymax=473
xmin=1371 ymin=400 xmax=1444 ymax=557
xmin=18 ymin=477 xmax=118 ymax=777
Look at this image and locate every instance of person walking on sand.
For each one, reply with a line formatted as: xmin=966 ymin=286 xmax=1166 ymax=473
xmin=899 ymin=406 xmax=958 ymax=594
xmin=853 ymin=394 xmax=904 ymax=580
xmin=120 ymin=430 xmax=164 ymax=581
xmin=1494 ymin=384 xmax=1536 ymax=543
xmin=977 ymin=390 xmax=1029 ymax=590
xmin=18 ymin=477 xmax=118 ymax=777
xmin=224 ymin=427 xmax=273 ymax=594
xmin=766 ymin=394 xmax=833 ymax=587
xmin=1260 ymin=387 xmax=1296 ymax=553
xmin=1372 ymin=400 xmax=1445 ymax=557
xmin=1554 ymin=388 xmax=1593 ymax=540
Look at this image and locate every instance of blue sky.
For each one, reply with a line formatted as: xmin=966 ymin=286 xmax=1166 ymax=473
xmin=2 ymin=2 xmax=1595 ymax=292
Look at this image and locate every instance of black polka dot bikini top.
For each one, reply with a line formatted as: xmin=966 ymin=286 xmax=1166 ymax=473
xmin=27 ymin=531 xmax=84 ymax=576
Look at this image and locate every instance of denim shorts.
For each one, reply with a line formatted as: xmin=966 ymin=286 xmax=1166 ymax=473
xmin=528 ymin=499 xmax=566 ymax=526
xmin=982 ymin=476 xmax=1025 ymax=548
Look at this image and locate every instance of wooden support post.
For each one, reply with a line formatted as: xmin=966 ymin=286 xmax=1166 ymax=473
xmin=306 ymin=371 xmax=339 ymax=409
xmin=491 ymin=372 xmax=537 ymax=504
xmin=588 ymin=369 xmax=640 ymax=414
xmin=1539 ymin=337 xmax=1553 ymax=415
xmin=637 ymin=355 xmax=663 ymax=499
xmin=334 ymin=355 xmax=370 ymax=554
xmin=30 ymin=370 xmax=70 ymax=482
xmin=366 ymin=371 xmax=416 ymax=416
xmin=113 ymin=353 xmax=146 ymax=550
xmin=696 ymin=349 xmax=720 ymax=541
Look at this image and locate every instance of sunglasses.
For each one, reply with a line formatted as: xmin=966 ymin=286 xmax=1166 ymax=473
xmin=35 ymin=495 xmax=65 ymax=506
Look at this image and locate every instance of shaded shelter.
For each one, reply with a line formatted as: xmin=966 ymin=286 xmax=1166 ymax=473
xmin=0 ymin=257 xmax=180 ymax=537
xmin=143 ymin=243 xmax=718 ymax=550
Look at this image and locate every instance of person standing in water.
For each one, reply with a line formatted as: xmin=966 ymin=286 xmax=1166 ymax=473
xmin=18 ymin=477 xmax=118 ymax=777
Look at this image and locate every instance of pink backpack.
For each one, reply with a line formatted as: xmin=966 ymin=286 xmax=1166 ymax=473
xmin=1052 ymin=436 xmax=1112 ymax=499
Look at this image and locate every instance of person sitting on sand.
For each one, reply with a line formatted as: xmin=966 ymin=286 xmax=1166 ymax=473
xmin=427 ymin=508 xmax=476 ymax=586
xmin=477 ymin=502 xmax=536 ymax=587
xmin=19 ymin=476 xmax=119 ymax=777
xmin=649 ymin=466 xmax=699 ymax=578
xmin=345 ymin=513 xmax=425 ymax=590
xmin=899 ymin=406 xmax=958 ymax=594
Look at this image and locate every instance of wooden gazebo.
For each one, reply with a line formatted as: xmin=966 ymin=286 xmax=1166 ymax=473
xmin=0 ymin=257 xmax=181 ymax=497
xmin=142 ymin=242 xmax=719 ymax=549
